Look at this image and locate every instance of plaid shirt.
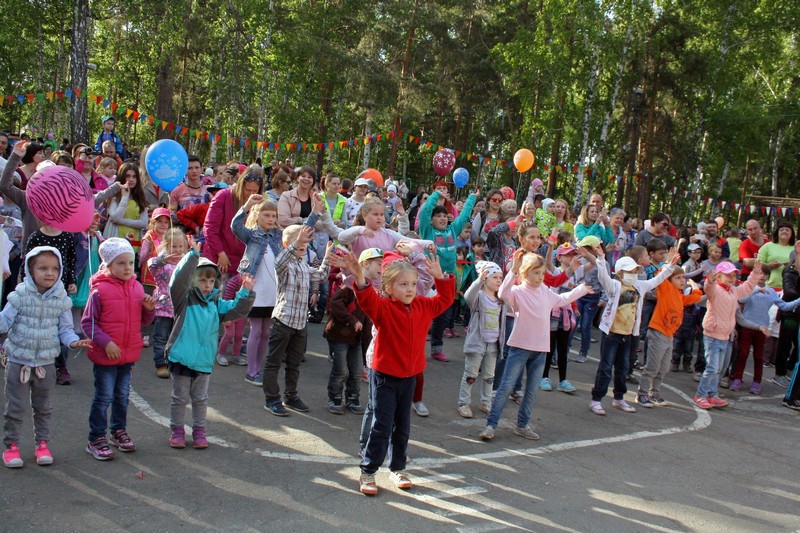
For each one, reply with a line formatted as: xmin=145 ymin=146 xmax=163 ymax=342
xmin=272 ymin=243 xmax=330 ymax=330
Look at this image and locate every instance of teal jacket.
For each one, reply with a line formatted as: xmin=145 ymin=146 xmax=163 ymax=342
xmin=419 ymin=191 xmax=477 ymax=274
xmin=575 ymin=222 xmax=614 ymax=244
xmin=165 ymin=250 xmax=254 ymax=373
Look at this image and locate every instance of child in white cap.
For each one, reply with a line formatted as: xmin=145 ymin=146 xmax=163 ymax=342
xmin=82 ymin=238 xmax=157 ymax=460
xmin=458 ymin=260 xmax=504 ymax=418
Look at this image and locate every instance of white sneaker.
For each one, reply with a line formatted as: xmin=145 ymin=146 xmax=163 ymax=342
xmin=612 ymin=399 xmax=636 ymax=413
xmin=412 ymin=401 xmax=429 ymax=417
xmin=216 ymin=354 xmax=229 ymax=366
xmin=389 ymin=471 xmax=413 ymax=489
xmin=457 ymin=404 xmax=474 ymax=418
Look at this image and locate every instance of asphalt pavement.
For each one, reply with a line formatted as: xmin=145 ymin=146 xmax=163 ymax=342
xmin=1 ymin=323 xmax=798 ymax=532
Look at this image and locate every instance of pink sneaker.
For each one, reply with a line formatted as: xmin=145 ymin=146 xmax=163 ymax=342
xmin=431 ymin=352 xmax=449 ymax=362
xmin=192 ymin=427 xmax=208 ymax=449
xmin=707 ymin=396 xmax=728 ymax=408
xmin=450 ymin=328 xmax=460 ymax=338
xmin=693 ymin=396 xmax=713 ymax=409
xmin=35 ymin=441 xmax=53 ymax=465
xmin=3 ymin=443 xmax=23 ymax=468
xmin=443 ymin=328 xmax=454 ymax=338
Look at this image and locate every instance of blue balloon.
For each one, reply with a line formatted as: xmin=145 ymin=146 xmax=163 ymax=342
xmin=453 ymin=167 xmax=469 ymax=188
xmin=144 ymin=139 xmax=189 ymax=193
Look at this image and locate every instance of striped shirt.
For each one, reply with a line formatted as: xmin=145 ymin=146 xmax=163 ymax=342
xmin=272 ymin=243 xmax=330 ymax=330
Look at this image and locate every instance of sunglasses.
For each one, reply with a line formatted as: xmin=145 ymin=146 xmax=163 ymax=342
xmin=489 ymin=198 xmax=502 ymax=203
xmin=243 ymin=174 xmax=263 ymax=183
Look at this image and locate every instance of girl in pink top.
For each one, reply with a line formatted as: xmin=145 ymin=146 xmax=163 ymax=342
xmin=337 ymin=198 xmax=428 ymax=286
xmin=479 ymin=251 xmax=590 ymax=442
xmin=694 ymin=260 xmax=763 ymax=409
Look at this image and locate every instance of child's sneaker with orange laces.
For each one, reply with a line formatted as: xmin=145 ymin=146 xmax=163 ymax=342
xmin=35 ymin=441 xmax=53 ymax=465
xmin=3 ymin=443 xmax=23 ymax=468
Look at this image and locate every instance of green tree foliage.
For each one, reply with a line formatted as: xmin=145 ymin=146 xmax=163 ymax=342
xmin=1 ymin=0 xmax=798 ymax=219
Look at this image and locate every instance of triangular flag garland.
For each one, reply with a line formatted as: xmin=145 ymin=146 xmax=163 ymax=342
xmin=4 ymin=85 xmax=799 ymax=216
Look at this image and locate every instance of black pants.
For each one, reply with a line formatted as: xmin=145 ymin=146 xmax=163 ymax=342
xmin=360 ymin=371 xmax=415 ymax=475
xmin=776 ymin=318 xmax=799 ymax=378
xmin=544 ymin=328 xmax=570 ymax=382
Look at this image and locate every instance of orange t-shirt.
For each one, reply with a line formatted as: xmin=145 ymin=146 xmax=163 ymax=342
xmin=649 ymin=283 xmax=703 ymax=338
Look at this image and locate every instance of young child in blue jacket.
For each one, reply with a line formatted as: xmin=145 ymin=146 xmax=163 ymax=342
xmin=165 ymin=236 xmax=255 ymax=449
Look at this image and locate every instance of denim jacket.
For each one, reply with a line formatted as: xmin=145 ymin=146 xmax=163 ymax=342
xmin=231 ymin=208 xmax=320 ymax=276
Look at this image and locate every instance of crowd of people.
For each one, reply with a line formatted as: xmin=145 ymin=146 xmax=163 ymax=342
xmin=1 ymin=117 xmax=799 ymax=497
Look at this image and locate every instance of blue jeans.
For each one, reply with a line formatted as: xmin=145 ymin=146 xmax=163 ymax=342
xmin=327 ymin=341 xmax=363 ymax=403
xmin=487 ymin=347 xmax=546 ymax=429
xmin=152 ymin=316 xmax=174 ymax=367
xmin=361 ymin=371 xmax=415 ymax=474
xmin=493 ymin=315 xmax=523 ymax=392
xmin=591 ymin=332 xmax=631 ymax=401
xmin=575 ymin=294 xmax=600 ymax=356
xmin=697 ymin=336 xmax=729 ymax=397
xmin=88 ymin=363 xmax=134 ymax=441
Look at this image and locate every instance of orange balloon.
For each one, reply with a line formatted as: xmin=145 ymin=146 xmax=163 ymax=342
xmin=513 ymin=149 xmax=534 ymax=173
xmin=357 ymin=168 xmax=384 ymax=186
xmin=715 ymin=216 xmax=725 ymax=228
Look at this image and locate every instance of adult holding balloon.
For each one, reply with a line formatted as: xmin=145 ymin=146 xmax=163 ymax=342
xmin=0 ymin=141 xmax=120 ymax=255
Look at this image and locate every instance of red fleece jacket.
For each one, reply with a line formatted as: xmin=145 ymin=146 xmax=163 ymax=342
xmin=354 ymin=275 xmax=454 ymax=378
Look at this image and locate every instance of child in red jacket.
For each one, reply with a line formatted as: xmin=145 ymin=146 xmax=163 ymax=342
xmin=82 ymin=238 xmax=156 ymax=461
xmin=341 ymin=250 xmax=454 ymax=496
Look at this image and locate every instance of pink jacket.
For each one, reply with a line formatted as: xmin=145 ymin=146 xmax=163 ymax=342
xmin=202 ymin=187 xmax=244 ymax=274
xmin=702 ymin=277 xmax=758 ymax=340
xmin=499 ymin=271 xmax=589 ymax=352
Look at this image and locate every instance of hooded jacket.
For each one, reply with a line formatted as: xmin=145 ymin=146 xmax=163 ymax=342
xmin=0 ymin=246 xmax=79 ymax=366
xmin=165 ymin=250 xmax=255 ymax=373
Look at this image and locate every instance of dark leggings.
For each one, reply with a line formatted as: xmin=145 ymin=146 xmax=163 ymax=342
xmin=543 ymin=328 xmax=571 ymax=382
xmin=776 ymin=318 xmax=799 ymax=377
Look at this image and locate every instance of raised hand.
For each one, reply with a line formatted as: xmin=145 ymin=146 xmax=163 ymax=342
xmin=395 ymin=202 xmax=406 ymax=217
xmin=582 ymin=283 xmax=595 ymax=294
xmin=12 ymin=141 xmax=27 ymax=157
xmin=311 ymin=192 xmax=326 ymax=214
xmin=296 ymin=225 xmax=314 ymax=245
xmin=240 ymin=273 xmax=256 ymax=291
xmin=424 ymin=254 xmax=445 ymax=279
xmin=324 ymin=240 xmax=335 ymax=259
xmin=510 ymin=248 xmax=525 ymax=274
xmin=187 ymin=234 xmax=202 ymax=254
xmin=244 ymin=194 xmax=263 ymax=211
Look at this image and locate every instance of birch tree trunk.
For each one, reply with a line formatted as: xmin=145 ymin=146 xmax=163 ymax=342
xmin=712 ymin=159 xmax=731 ymax=216
xmin=386 ymin=0 xmax=420 ymax=179
xmin=69 ymin=0 xmax=90 ymax=144
xmin=362 ymin=108 xmax=372 ymax=170
xmin=771 ymin=128 xmax=785 ymax=197
xmin=590 ymin=25 xmax=630 ymax=193
xmin=572 ymin=41 xmax=599 ymax=212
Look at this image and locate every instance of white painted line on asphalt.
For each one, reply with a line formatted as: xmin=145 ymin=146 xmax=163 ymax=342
xmin=129 ymin=381 xmax=711 ymax=467
xmin=413 ymin=473 xmax=466 ymax=483
xmin=414 ymin=486 xmax=488 ymax=501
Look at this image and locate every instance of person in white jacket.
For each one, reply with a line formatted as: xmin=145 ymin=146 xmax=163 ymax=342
xmin=588 ymin=248 xmax=679 ymax=415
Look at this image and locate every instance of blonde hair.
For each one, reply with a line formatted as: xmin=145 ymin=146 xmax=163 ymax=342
xmin=381 ymin=260 xmax=418 ymax=294
xmin=519 ymin=253 xmax=545 ymax=280
xmin=353 ymin=197 xmax=385 ymax=226
xmin=707 ymin=242 xmax=722 ymax=253
xmin=282 ymin=224 xmax=303 ymax=246
xmin=522 ymin=200 xmax=536 ymax=215
xmin=97 ymin=157 xmax=117 ymax=173
xmin=245 ymin=200 xmax=277 ymax=229
xmin=157 ymin=228 xmax=187 ymax=255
